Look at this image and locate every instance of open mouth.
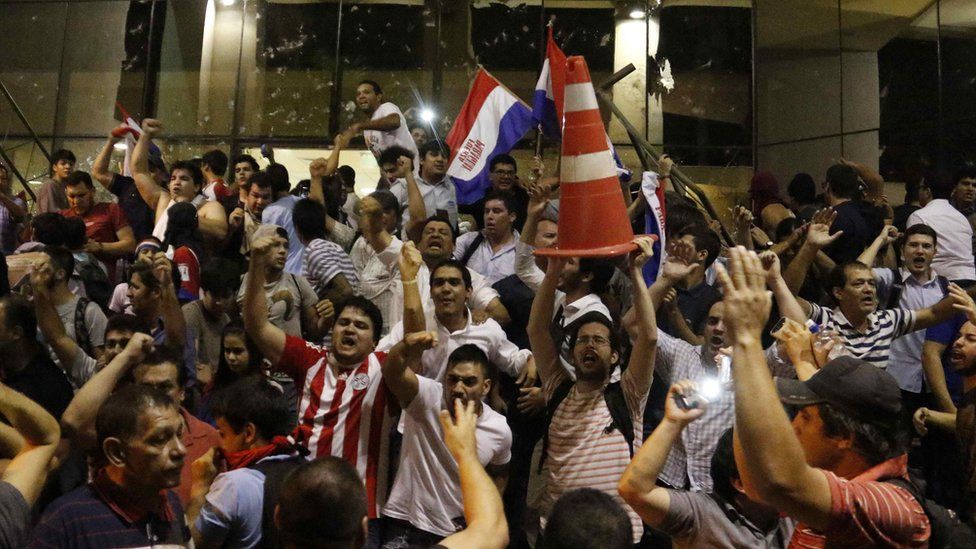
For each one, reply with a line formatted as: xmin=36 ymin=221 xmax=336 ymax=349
xmin=911 ymin=257 xmax=926 ymax=267
xmin=339 ymin=334 xmax=356 ymax=347
xmin=709 ymin=335 xmax=724 ymax=347
xmin=860 ymin=296 xmax=875 ymax=305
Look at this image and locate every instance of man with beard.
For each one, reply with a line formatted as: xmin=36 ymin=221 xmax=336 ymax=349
xmin=347 ymin=80 xmax=418 ymax=163
xmin=33 ymin=384 xmax=191 ymax=547
xmin=454 ymin=190 xmax=520 ymax=286
xmin=912 ymin=291 xmax=976 ymax=525
xmin=949 ymin=166 xmax=976 ymax=259
xmin=528 ymin=236 xmax=658 ymax=543
xmin=243 ymin=234 xmax=398 ymax=535
xmin=381 ymin=341 xmax=512 ymax=546
xmin=858 ymin=224 xmax=948 ymax=411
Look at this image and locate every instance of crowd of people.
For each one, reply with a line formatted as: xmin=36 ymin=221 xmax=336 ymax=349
xmin=2 ymin=77 xmax=976 ymax=548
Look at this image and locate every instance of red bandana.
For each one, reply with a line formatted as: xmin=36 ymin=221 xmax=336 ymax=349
xmin=219 ymin=424 xmax=312 ymax=471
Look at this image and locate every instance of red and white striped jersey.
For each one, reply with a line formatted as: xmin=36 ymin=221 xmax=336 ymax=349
xmin=278 ymin=335 xmax=395 ymax=518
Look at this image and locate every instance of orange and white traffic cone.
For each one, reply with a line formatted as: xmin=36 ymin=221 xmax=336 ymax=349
xmin=536 ymin=55 xmax=636 ymax=258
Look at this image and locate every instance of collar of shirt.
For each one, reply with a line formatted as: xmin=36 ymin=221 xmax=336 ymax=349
xmin=829 ymin=306 xmax=880 ymax=333
xmin=418 ymin=175 xmax=448 ymax=187
xmin=477 ymin=229 xmax=519 ymax=253
xmin=896 ymin=267 xmax=937 ymax=286
xmin=91 ymin=468 xmax=175 ymax=524
xmin=430 ymin=307 xmax=473 ymax=336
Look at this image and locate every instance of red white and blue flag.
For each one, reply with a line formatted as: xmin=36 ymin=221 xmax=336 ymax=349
xmin=446 ymin=68 xmax=534 ymax=205
xmin=641 ymin=171 xmax=667 ymax=284
xmin=532 ymin=25 xmax=567 ymax=140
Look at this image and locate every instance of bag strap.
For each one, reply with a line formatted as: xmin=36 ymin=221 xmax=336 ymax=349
xmin=74 ymin=297 xmax=93 ymax=357
xmin=460 ymin=232 xmax=485 ymax=267
xmin=538 ymin=379 xmax=574 ymax=473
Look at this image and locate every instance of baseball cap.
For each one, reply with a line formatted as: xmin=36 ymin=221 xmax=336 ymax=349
xmin=775 ymin=356 xmax=902 ymax=422
xmin=250 ymin=223 xmax=288 ymax=245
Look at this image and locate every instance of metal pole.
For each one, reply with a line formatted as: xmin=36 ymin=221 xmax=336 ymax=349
xmin=0 ymin=80 xmax=52 ymax=163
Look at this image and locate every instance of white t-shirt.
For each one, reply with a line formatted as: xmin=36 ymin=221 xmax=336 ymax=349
xmin=382 ymin=377 xmax=511 ymax=537
xmin=364 ymin=102 xmax=419 ymax=162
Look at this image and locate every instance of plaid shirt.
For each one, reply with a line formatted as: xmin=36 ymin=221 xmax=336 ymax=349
xmin=655 ymin=332 xmax=794 ymax=492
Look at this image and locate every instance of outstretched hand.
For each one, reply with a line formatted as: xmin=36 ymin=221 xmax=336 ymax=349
xmin=440 ymin=400 xmax=479 ymax=462
xmin=662 ymin=240 xmax=700 ymax=283
xmin=630 ymin=235 xmax=657 ymax=270
xmin=398 ymin=241 xmax=423 ymax=281
xmin=948 ymin=283 xmax=976 ymax=325
xmin=714 ymin=246 xmax=772 ymax=342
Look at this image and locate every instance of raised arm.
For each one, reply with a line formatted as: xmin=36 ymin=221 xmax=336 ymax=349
xmin=351 ymin=113 xmax=401 ymax=134
xmin=61 ymin=333 xmax=153 ymax=451
xmin=92 ymin=128 xmax=124 ymax=188
xmin=438 ymin=400 xmax=509 ymax=549
xmin=783 ymin=209 xmax=841 ymax=294
xmin=914 ymin=283 xmax=975 ymax=332
xmin=243 ymin=237 xmax=287 ymax=366
xmin=381 ymin=332 xmax=436 ymax=408
xmin=527 ymin=256 xmax=563 ymax=384
xmin=152 ymin=253 xmax=187 ymax=352
xmin=922 ymin=339 xmax=956 ymax=413
xmin=761 ymin=250 xmax=810 ymax=322
xmin=720 ymin=247 xmax=833 ymax=530
xmin=401 ymin=156 xmax=427 ymax=243
xmin=619 ymin=380 xmax=704 ymax=527
xmin=399 ymin=241 xmax=426 ymax=335
xmin=308 ymin=132 xmax=348 ymax=206
xmin=623 ymin=236 xmax=659 ymax=396
xmin=840 ymin=158 xmax=884 ymax=203
xmin=0 ymin=383 xmax=61 ymax=506
xmin=514 ymin=182 xmax=551 ymax=292
xmin=857 ymin=225 xmax=898 ymax=268
xmin=197 ymin=200 xmax=229 ymax=243
xmin=131 ymin=118 xmax=165 ymax=210
xmin=30 ymin=264 xmax=84 ymax=377
xmin=649 ymin=240 xmax=700 ymax=310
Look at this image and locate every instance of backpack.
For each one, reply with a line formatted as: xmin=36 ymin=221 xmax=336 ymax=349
xmin=249 ymin=455 xmax=305 ymax=549
xmin=885 ymin=476 xmax=976 ymax=548
xmin=75 ymin=257 xmax=112 ymax=310
xmin=73 ymin=296 xmax=96 ymax=359
xmin=538 ymin=379 xmax=635 ymax=473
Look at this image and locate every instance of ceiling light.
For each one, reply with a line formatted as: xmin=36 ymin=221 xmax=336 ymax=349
xmin=420 ymin=108 xmax=435 ymax=123
xmin=629 ymin=9 xmax=646 ymax=20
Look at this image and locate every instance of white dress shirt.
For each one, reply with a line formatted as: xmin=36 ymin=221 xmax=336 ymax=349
xmin=453 ymin=230 xmax=519 ymax=286
xmin=907 ymin=199 xmax=976 ymax=281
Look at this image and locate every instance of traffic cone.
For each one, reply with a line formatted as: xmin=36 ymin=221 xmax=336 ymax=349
xmin=536 ymin=55 xmax=637 ymax=258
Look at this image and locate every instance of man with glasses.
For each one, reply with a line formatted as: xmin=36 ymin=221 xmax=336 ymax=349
xmin=467 ymin=155 xmax=529 ymax=233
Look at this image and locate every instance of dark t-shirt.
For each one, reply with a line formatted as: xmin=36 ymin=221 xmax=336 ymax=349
xmin=660 ymin=281 xmax=722 ymax=336
xmin=2 ymin=350 xmax=73 ymax=420
xmin=0 ymin=481 xmax=30 ymax=548
xmin=893 ymin=203 xmax=920 ymax=233
xmin=109 ymin=173 xmax=155 ymax=242
xmin=0 ymin=252 xmax=8 ymax=297
xmin=826 ymin=201 xmax=872 ymax=264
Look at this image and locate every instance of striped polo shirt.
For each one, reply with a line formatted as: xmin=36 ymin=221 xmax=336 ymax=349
xmin=808 ymin=303 xmax=917 ymax=369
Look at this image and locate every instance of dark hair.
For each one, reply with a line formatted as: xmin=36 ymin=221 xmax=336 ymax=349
xmin=42 ymin=245 xmax=75 ymax=281
xmin=419 ymin=140 xmax=450 ymax=160
xmin=277 ymin=457 xmax=368 ymax=548
xmin=211 ymin=377 xmax=293 ymax=441
xmin=0 ymin=295 xmax=36 ymax=340
xmin=902 ymin=223 xmax=937 ymax=249
xmin=828 ymin=261 xmax=872 ymax=293
xmin=50 ymin=148 xmax=76 ymax=169
xmin=929 ymin=174 xmax=956 ymax=200
xmin=244 ymin=171 xmax=274 ymax=191
xmin=95 ymin=384 xmax=176 ymax=452
xmin=568 ymin=311 xmax=620 ymax=357
xmin=62 ymin=217 xmax=88 ymax=250
xmin=233 ymin=154 xmax=259 ymax=172
xmin=201 ymin=149 xmax=228 ymax=178
xmin=106 ymin=313 xmax=143 ymax=336
xmin=775 ymin=217 xmax=800 ymax=242
xmin=420 ymin=214 xmax=457 ymax=241
xmin=293 ymin=199 xmax=328 ymax=243
xmin=539 ymin=488 xmax=632 ymax=549
xmin=489 ymin=154 xmax=517 ymax=172
xmin=952 ymin=166 xmax=976 ymax=187
xmin=378 ymin=145 xmax=414 ymax=167
xmin=200 ymin=258 xmax=241 ymax=296
xmin=578 ymin=258 xmax=616 ymax=295
xmin=31 ymin=213 xmax=67 ymax=246
xmin=679 ymin=224 xmax=722 ymax=269
xmin=336 ymin=165 xmax=356 ymax=188
xmin=710 ymin=429 xmax=739 ymax=503
xmin=367 ymin=189 xmax=400 ymax=216
xmin=170 ymin=160 xmax=205 ymax=191
xmin=64 ymin=170 xmax=94 ymax=189
xmin=431 ymin=259 xmax=472 ymax=290
xmin=137 ymin=345 xmax=188 ymax=389
xmin=817 ymin=402 xmax=907 ymax=465
xmin=664 ymin=200 xmax=707 ymax=239
xmin=358 ymin=79 xmax=382 ymax=95
xmin=336 ymin=296 xmax=384 ymax=344
xmin=267 ymin=164 xmax=291 ymax=195
xmin=163 ymin=202 xmax=206 ymax=261
xmin=904 ymin=178 xmax=925 ymax=203
xmin=447 ymin=344 xmax=492 ymax=379
xmin=825 ymin=164 xmax=860 ymax=200
xmin=787 ymin=172 xmax=817 ymax=205
xmin=130 ymin=261 xmax=181 ymax=295
xmin=215 ymin=321 xmax=264 ymax=389
xmin=483 ymin=188 xmax=517 ymax=216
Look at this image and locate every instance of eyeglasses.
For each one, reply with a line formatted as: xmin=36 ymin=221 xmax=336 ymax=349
xmin=575 ymin=335 xmax=611 ymax=347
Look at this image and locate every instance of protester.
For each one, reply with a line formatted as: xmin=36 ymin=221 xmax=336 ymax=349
xmin=349 ymin=80 xmax=419 ymax=163
xmin=93 ymin=127 xmax=164 ymax=241
xmin=201 ymin=149 xmax=231 ymax=201
xmin=36 ymin=149 xmax=76 ymax=214
xmin=0 ymin=163 xmax=26 ymax=254
xmin=909 ymin=171 xmax=976 ymax=284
